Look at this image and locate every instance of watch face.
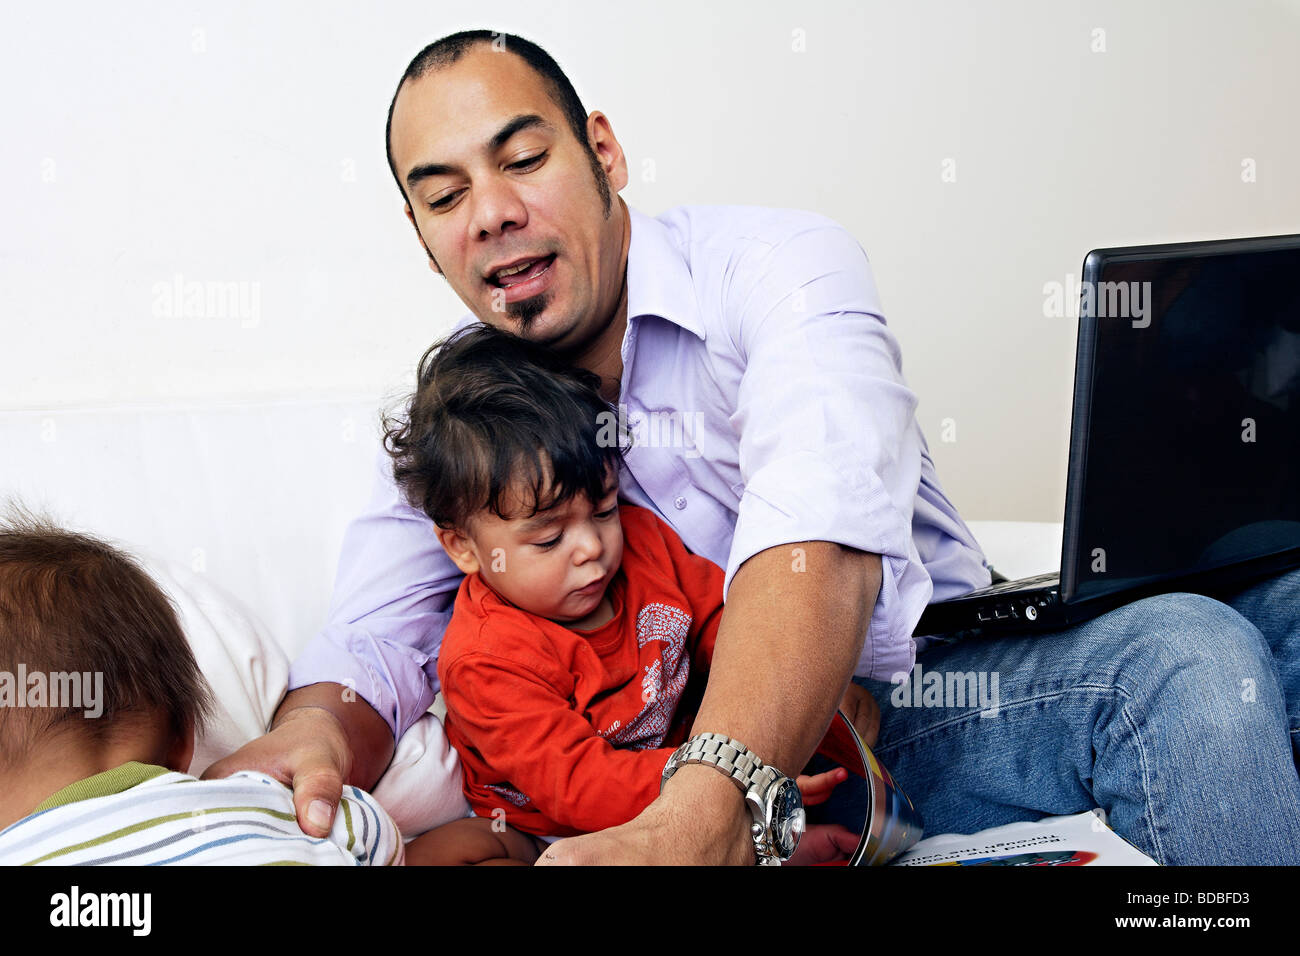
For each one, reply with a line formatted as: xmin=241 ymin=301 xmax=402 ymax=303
xmin=769 ymin=779 xmax=806 ymax=859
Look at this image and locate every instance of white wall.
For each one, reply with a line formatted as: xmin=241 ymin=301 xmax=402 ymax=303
xmin=4 ymin=0 xmax=1298 ymax=521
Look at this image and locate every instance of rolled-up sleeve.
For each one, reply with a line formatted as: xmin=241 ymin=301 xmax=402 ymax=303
xmin=288 ymin=447 xmax=463 ymax=739
xmin=724 ymin=220 xmax=933 ymax=681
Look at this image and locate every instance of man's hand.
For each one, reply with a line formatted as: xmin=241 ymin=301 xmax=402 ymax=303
xmin=839 ymin=681 xmax=881 ymax=748
xmin=536 ymin=763 xmax=754 ymax=865
xmin=202 ymin=706 xmax=352 ymax=837
xmin=539 ymin=767 xmax=859 ymax=866
xmin=201 ymin=683 xmax=395 ymax=838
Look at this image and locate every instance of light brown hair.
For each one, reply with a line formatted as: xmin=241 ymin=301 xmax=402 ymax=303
xmin=0 ymin=504 xmax=212 ymax=767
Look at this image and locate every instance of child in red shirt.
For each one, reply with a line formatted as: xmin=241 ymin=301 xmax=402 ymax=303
xmin=438 ymin=496 xmax=723 ymax=835
xmin=391 ymin=325 xmax=848 ymax=865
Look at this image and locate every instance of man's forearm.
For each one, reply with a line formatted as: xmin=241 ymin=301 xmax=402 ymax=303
xmin=694 ymin=540 xmax=881 ymax=772
xmin=660 ymin=541 xmax=882 ymax=860
xmin=272 ymin=683 xmax=396 ymax=790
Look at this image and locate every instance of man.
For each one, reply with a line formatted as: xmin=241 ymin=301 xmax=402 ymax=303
xmin=208 ymin=29 xmax=1300 ymax=864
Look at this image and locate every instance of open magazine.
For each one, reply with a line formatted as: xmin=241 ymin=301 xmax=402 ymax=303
xmin=889 ymin=810 xmax=1158 ymax=866
xmin=810 ymin=712 xmax=1156 ymax=866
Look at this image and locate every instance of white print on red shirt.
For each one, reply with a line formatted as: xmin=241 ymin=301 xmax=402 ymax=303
xmin=485 ymin=783 xmax=530 ymax=807
xmin=605 ymin=602 xmax=693 ymax=750
xmin=487 ymin=602 xmax=694 ymax=810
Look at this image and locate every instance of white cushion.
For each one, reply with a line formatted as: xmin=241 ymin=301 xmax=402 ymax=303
xmin=142 ymin=554 xmax=470 ymax=838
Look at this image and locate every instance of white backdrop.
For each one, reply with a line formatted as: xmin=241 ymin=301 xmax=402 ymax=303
xmin=4 ymin=0 xmax=1298 ymax=525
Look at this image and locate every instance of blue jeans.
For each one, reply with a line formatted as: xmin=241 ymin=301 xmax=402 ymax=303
xmin=854 ymin=567 xmax=1300 ymax=865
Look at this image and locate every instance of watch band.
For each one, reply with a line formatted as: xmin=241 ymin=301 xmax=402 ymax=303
xmin=661 ymin=732 xmax=797 ymax=864
xmin=662 ymin=732 xmax=780 ymax=795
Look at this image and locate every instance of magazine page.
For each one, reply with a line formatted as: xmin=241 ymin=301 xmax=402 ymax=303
xmin=890 ymin=810 xmax=1158 ymax=866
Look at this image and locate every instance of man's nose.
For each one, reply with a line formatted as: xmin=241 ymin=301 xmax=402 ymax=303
xmin=470 ymin=174 xmax=527 ymax=239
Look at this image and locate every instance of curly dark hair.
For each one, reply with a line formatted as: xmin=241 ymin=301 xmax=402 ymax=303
xmin=383 ymin=324 xmax=626 ymax=532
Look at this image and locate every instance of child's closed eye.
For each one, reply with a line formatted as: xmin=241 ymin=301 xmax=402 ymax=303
xmin=534 ymin=503 xmax=617 ymax=549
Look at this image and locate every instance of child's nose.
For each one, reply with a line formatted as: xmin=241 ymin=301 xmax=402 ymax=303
xmin=572 ymin=523 xmax=603 ymax=562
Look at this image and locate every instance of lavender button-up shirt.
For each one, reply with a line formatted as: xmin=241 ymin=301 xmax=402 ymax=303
xmin=289 ymin=204 xmax=993 ymax=739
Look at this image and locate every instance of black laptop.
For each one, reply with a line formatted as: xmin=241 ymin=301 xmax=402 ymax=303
xmin=914 ymin=234 xmax=1300 ymax=636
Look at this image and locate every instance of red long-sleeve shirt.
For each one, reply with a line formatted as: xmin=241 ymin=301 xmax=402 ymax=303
xmin=438 ymin=503 xmax=725 ymax=837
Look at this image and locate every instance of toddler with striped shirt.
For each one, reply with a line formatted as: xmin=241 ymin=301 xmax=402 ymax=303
xmin=0 ymin=507 xmax=403 ymax=866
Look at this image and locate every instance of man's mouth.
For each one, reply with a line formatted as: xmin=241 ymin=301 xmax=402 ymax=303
xmin=487 ymin=254 xmax=557 ymax=288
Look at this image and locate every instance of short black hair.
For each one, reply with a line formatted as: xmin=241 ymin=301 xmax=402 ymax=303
xmin=384 ymin=29 xmax=609 ymax=214
xmin=383 ymin=324 xmax=626 ymax=532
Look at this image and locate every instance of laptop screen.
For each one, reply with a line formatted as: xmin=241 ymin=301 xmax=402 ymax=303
xmin=1062 ymin=236 xmax=1300 ymax=603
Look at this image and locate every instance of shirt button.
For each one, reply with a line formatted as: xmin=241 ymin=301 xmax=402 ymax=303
xmin=673 ymin=496 xmax=687 ymax=510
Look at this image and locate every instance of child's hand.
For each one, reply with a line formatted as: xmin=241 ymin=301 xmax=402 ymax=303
xmin=784 ymin=823 xmax=860 ymax=866
xmin=794 ymin=766 xmax=848 ymax=806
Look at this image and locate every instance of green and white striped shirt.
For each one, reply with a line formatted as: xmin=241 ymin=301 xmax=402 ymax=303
xmin=0 ymin=762 xmax=404 ymax=866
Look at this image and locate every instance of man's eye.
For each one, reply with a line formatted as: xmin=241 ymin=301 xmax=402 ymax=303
xmin=509 ymin=152 xmax=546 ymax=171
xmin=427 ymin=191 xmax=459 ymax=211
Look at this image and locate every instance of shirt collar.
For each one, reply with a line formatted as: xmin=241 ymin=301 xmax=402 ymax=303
xmin=625 ymin=205 xmax=706 ymax=342
xmin=32 ymin=761 xmax=174 ymax=812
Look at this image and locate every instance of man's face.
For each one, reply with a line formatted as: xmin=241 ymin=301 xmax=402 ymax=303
xmin=448 ymin=470 xmax=624 ymax=627
xmin=390 ymin=46 xmax=630 ymax=353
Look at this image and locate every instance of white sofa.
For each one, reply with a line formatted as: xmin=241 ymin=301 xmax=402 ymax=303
xmin=0 ymin=396 xmax=1071 ymax=850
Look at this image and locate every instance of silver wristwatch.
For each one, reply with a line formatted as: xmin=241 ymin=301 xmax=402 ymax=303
xmin=660 ymin=732 xmax=805 ymax=865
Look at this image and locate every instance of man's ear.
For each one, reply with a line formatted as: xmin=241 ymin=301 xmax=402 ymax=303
xmin=585 ymin=111 xmax=630 ymax=194
xmin=404 ymin=204 xmax=443 ymax=276
xmin=434 ymin=524 xmax=481 ymax=576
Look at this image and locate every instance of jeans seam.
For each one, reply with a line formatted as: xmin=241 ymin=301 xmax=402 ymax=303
xmin=877 ymin=683 xmax=1112 ymax=749
xmin=1111 ymin=687 xmax=1166 ymax=865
